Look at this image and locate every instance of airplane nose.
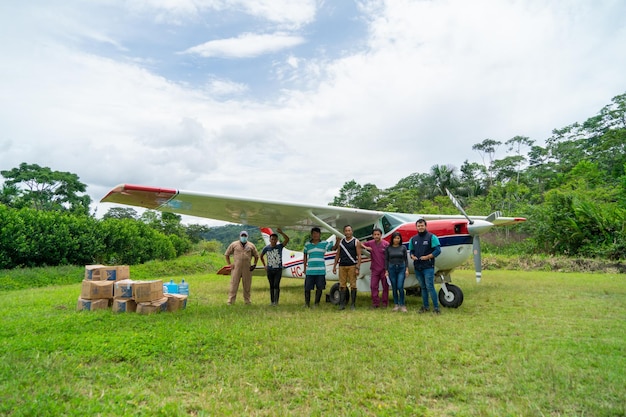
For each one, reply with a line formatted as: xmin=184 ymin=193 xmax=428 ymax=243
xmin=467 ymin=219 xmax=494 ymax=236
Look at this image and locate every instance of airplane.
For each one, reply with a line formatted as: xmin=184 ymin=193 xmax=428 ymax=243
xmin=100 ymin=184 xmax=526 ymax=308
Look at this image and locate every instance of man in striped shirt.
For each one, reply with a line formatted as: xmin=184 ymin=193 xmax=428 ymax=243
xmin=303 ymin=227 xmax=334 ymax=308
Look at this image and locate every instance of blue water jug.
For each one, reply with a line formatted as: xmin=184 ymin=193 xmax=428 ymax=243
xmin=165 ymin=279 xmax=179 ymax=294
xmin=178 ymin=279 xmax=189 ymax=296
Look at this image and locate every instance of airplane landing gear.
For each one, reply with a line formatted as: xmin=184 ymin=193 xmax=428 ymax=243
xmin=327 ymin=282 xmax=350 ymax=305
xmin=438 ymin=283 xmax=464 ymax=308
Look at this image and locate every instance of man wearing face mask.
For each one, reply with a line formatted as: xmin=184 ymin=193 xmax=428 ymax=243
xmin=225 ymin=230 xmax=260 ymax=305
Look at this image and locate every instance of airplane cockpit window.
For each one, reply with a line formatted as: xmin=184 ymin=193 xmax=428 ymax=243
xmin=353 ymin=224 xmax=375 ymax=240
xmin=381 ymin=214 xmax=402 ymax=234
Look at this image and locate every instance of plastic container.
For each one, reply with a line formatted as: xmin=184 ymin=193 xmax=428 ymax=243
xmin=165 ymin=279 xmax=179 ymax=294
xmin=178 ymin=279 xmax=189 ymax=296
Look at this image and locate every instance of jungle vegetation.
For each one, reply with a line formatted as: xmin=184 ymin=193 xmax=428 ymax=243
xmin=1 ymin=93 xmax=624 ymax=269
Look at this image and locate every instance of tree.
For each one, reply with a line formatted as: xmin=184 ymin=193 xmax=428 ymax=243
xmin=330 ymin=180 xmax=380 ymax=210
xmin=425 ymin=164 xmax=459 ymax=198
xmin=491 ymin=156 xmax=525 ymax=184
xmin=103 ymin=207 xmax=138 ymax=220
xmin=459 ymin=160 xmax=486 ymax=198
xmin=0 ymin=163 xmax=91 ymax=214
xmin=185 ymin=223 xmax=211 ymax=243
xmin=505 ymin=135 xmax=534 ymax=184
xmin=472 ymin=139 xmax=502 ymax=188
xmin=0 ymin=183 xmax=19 ymax=206
xmin=376 ymin=172 xmax=429 ymax=213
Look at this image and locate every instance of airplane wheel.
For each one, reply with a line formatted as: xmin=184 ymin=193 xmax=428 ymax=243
xmin=405 ymin=287 xmax=420 ymax=297
xmin=438 ymin=284 xmax=463 ymax=308
xmin=329 ymin=283 xmax=350 ymax=305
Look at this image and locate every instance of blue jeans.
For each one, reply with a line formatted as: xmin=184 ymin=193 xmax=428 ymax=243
xmin=415 ymin=267 xmax=439 ymax=309
xmin=388 ymin=264 xmax=406 ymax=306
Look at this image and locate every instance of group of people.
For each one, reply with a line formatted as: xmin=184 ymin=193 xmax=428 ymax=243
xmin=223 ymin=219 xmax=442 ymax=314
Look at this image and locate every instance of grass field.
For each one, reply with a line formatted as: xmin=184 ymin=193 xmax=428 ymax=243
xmin=1 ymin=269 xmax=625 ymax=416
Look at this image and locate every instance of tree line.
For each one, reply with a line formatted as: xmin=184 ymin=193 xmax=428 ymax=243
xmin=1 ymin=93 xmax=625 ymax=269
xmin=330 ymin=93 xmax=626 ymax=260
xmin=0 ymin=163 xmax=211 ymax=269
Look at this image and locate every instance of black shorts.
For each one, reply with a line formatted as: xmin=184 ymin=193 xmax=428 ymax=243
xmin=304 ymin=274 xmax=326 ymax=291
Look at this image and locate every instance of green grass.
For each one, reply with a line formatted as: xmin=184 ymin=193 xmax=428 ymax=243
xmin=0 ymin=252 xmax=225 ymax=291
xmin=1 ymin=269 xmax=625 ymax=416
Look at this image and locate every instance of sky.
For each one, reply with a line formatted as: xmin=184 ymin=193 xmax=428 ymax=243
xmin=1 ymin=0 xmax=626 ymax=224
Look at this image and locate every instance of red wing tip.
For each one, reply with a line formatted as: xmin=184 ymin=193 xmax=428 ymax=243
xmin=100 ymin=184 xmax=178 ymax=202
xmin=217 ymin=266 xmax=232 ymax=275
xmin=118 ymin=184 xmax=178 ymax=194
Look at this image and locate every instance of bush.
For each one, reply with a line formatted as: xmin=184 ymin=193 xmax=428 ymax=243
xmin=0 ymin=206 xmax=103 ymax=268
xmin=198 ymin=240 xmax=223 ymax=255
xmin=99 ymin=218 xmax=177 ymax=264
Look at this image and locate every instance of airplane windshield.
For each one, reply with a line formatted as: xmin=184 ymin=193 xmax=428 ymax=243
xmin=352 ymin=223 xmax=375 ymax=240
xmin=381 ymin=214 xmax=404 ymax=233
xmin=349 ymin=214 xmax=407 ymax=239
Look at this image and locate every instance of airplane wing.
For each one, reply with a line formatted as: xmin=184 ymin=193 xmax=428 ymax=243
xmin=100 ymin=184 xmax=385 ymax=233
xmin=415 ymin=214 xmax=526 ymax=226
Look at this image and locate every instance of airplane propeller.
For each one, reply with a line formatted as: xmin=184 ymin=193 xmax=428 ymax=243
xmin=445 ymin=189 xmax=500 ymax=283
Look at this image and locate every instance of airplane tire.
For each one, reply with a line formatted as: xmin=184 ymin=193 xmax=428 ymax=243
xmin=329 ymin=283 xmax=350 ymax=305
xmin=405 ymin=287 xmax=420 ymax=297
xmin=438 ymin=284 xmax=463 ymax=308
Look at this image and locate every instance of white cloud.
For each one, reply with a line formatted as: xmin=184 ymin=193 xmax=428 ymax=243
xmin=182 ymin=32 xmax=306 ymax=58
xmin=205 ymin=78 xmax=249 ymax=96
xmin=1 ymin=0 xmax=626 ymax=224
xmin=126 ymin=0 xmax=317 ymax=28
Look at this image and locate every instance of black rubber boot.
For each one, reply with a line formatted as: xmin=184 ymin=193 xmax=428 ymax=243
xmin=274 ymin=288 xmax=280 ymax=305
xmin=314 ymin=289 xmax=323 ymax=307
xmin=350 ymin=289 xmax=357 ymax=310
xmin=270 ymin=288 xmax=275 ymax=305
xmin=304 ymin=290 xmax=311 ymax=308
xmin=338 ymin=288 xmax=346 ymax=310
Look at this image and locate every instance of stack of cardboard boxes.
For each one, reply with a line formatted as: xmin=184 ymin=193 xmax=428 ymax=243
xmin=77 ymin=265 xmax=187 ymax=314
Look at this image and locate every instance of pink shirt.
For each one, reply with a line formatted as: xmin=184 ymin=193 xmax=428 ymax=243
xmin=362 ymin=239 xmax=389 ymax=273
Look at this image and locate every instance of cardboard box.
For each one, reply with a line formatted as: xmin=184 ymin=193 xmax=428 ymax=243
xmin=112 ymin=299 xmax=137 ymax=313
xmin=136 ymin=297 xmax=168 ymax=315
xmin=80 ymin=280 xmax=114 ymax=299
xmin=115 ymin=265 xmax=130 ymax=281
xmin=77 ymin=297 xmax=109 ymax=311
xmin=85 ymin=265 xmax=118 ymax=281
xmin=84 ymin=264 xmax=105 ymax=280
xmin=165 ymin=294 xmax=188 ymax=312
xmin=114 ymin=279 xmax=134 ymax=299
xmin=133 ymin=280 xmax=163 ymax=302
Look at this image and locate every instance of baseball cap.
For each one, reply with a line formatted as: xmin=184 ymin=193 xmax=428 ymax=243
xmin=240 ymin=231 xmax=249 ymax=237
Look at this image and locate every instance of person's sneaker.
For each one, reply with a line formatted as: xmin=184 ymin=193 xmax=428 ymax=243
xmin=418 ymin=306 xmax=429 ymax=314
xmin=433 ymin=308 xmax=441 ymax=315
xmin=400 ymin=306 xmax=408 ymax=313
xmin=392 ymin=305 xmax=400 ymax=312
